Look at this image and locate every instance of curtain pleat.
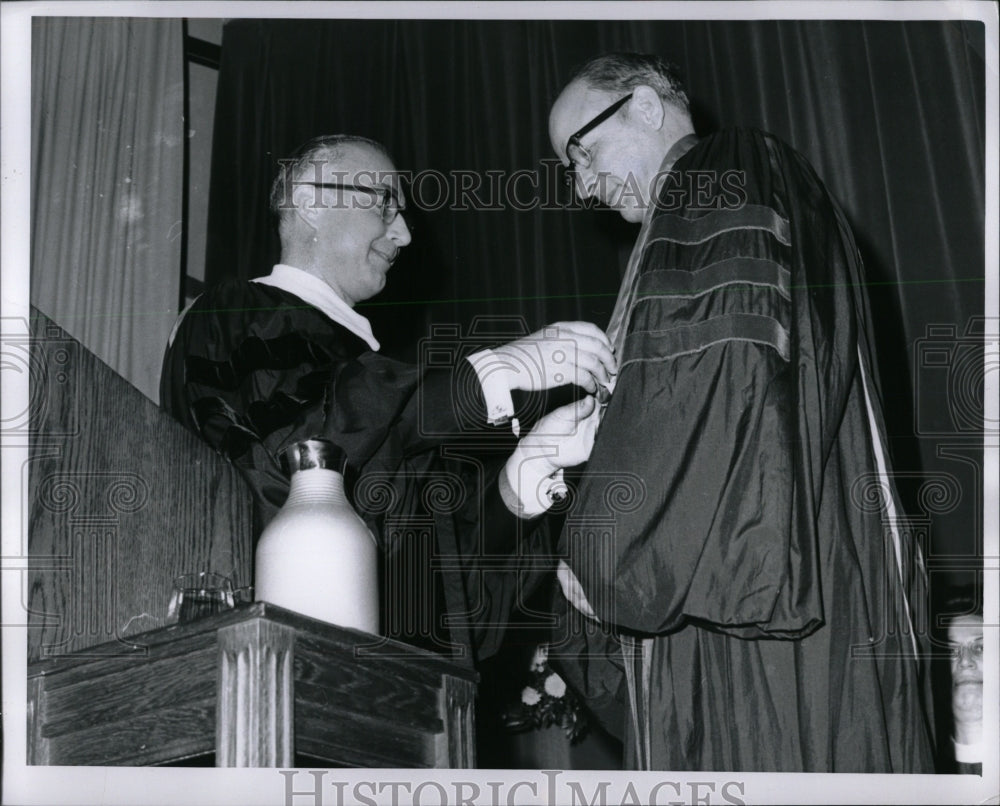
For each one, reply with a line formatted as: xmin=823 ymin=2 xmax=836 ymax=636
xmin=31 ymin=17 xmax=184 ymax=402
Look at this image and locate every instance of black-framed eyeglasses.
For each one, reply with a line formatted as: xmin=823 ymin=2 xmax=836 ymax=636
xmin=565 ymin=92 xmax=633 ymax=172
xmin=307 ymin=182 xmax=405 ymax=226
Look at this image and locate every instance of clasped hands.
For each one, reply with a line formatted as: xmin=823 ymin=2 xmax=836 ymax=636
xmin=490 ymin=322 xmax=609 ymax=621
xmin=486 ymin=322 xmax=614 ymax=518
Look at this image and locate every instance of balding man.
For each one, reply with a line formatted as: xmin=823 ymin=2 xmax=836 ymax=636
xmin=544 ymin=53 xmax=935 ymax=772
xmin=161 ymin=134 xmax=611 ymax=657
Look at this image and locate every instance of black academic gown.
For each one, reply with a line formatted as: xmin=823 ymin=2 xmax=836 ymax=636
xmin=160 ymin=280 xmax=549 ymax=660
xmin=554 ymin=129 xmax=936 ymax=772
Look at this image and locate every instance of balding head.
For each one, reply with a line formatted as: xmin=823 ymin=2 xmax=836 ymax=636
xmin=273 ymin=135 xmax=411 ymax=306
xmin=270 ymin=135 xmax=393 ymax=237
xmin=548 ymin=53 xmax=694 ymax=222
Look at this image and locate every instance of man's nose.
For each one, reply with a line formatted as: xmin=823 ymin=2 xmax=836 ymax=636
xmin=388 ymin=213 xmax=411 ymax=247
xmin=958 ymin=645 xmax=979 ymax=668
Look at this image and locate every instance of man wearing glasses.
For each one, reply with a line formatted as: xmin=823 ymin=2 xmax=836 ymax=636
xmin=542 ymin=53 xmax=935 ymax=772
xmin=160 ymin=134 xmax=611 ymax=658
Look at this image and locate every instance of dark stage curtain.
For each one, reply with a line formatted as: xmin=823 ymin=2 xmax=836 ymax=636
xmin=207 ymin=17 xmax=984 ymax=546
xmin=206 ymin=18 xmax=985 ymax=766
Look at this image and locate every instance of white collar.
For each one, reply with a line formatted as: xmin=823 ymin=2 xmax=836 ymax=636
xmin=252 ymin=264 xmax=380 ymax=351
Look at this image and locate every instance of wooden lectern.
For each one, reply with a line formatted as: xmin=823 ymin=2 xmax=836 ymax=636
xmin=28 ymin=602 xmax=476 ymax=767
xmin=25 ymin=308 xmax=478 ymax=767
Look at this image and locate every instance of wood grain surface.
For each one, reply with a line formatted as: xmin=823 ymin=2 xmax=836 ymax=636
xmin=29 ymin=604 xmax=479 ymax=767
xmin=42 ymin=650 xmax=217 ymax=735
xmin=27 ymin=307 xmax=254 ymax=661
xmin=294 ymin=706 xmax=434 ymax=767
xmin=46 ymin=700 xmax=216 ymax=765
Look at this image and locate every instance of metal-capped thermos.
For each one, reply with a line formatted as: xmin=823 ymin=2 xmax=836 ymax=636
xmin=254 ymin=439 xmax=379 ymax=633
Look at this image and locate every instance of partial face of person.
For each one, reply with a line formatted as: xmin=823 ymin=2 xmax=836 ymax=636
xmin=548 ymin=80 xmax=666 ymax=223
xmin=306 ymin=143 xmax=412 ymax=306
xmin=948 ymin=614 xmax=983 ymax=723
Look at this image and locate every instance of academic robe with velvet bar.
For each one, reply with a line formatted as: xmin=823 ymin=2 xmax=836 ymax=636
xmin=160 ymin=280 xmax=549 ymax=660
xmin=554 ymin=128 xmax=936 ymax=771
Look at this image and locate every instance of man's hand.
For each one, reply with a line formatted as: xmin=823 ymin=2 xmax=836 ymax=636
xmin=515 ymin=394 xmax=600 ymax=468
xmin=489 ymin=322 xmax=616 ymax=395
xmin=499 ymin=396 xmax=600 ymax=518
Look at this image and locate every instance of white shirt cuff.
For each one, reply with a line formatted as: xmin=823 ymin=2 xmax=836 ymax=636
xmin=502 ymin=455 xmax=563 ymax=518
xmin=467 ymin=349 xmax=516 ymax=425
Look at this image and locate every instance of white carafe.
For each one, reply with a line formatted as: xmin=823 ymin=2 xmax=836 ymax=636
xmin=254 ymin=439 xmax=379 ymax=633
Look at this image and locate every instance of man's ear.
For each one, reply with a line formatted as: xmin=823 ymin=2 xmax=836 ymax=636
xmin=290 ymin=183 xmax=322 ymax=229
xmin=629 ymin=85 xmax=665 ymax=131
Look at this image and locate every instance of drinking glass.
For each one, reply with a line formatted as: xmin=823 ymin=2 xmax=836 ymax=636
xmin=167 ymin=571 xmax=235 ymax=623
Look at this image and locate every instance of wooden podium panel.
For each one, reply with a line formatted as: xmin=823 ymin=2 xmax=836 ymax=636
xmin=25 ymin=307 xmax=254 ymax=661
xmin=28 ymin=602 xmax=477 ymax=767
